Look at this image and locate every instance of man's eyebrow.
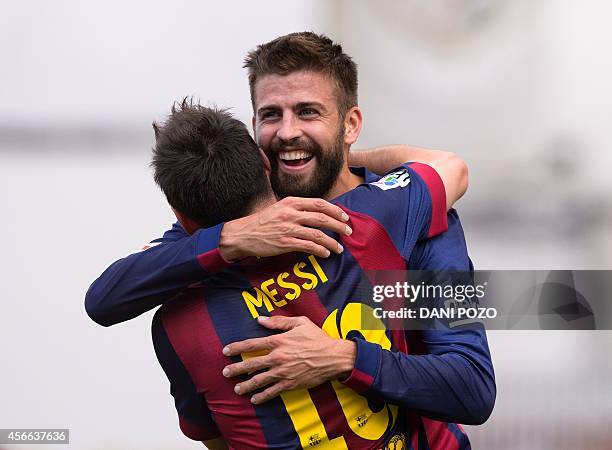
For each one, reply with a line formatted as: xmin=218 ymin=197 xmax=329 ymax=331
xmin=256 ymin=105 xmax=279 ymax=116
xmin=256 ymin=102 xmax=327 ymax=117
xmin=294 ymin=102 xmax=326 ymax=111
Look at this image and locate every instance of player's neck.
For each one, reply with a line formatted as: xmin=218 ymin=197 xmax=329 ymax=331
xmin=248 ymin=193 xmax=277 ymax=215
xmin=325 ymin=165 xmax=363 ymax=200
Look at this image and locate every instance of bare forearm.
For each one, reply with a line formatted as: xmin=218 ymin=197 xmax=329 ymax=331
xmin=350 ymin=144 xmax=443 ymax=174
xmin=350 ymin=144 xmax=468 ymax=209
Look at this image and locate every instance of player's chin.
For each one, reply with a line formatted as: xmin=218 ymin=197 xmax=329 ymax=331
xmin=274 ymin=173 xmax=315 ymax=198
xmin=278 ymin=168 xmax=315 ymax=188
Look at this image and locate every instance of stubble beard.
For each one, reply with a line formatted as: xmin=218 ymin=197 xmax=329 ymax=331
xmin=268 ymin=125 xmax=345 ymax=200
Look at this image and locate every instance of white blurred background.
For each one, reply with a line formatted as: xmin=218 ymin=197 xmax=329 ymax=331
xmin=1 ymin=1 xmax=611 ymax=449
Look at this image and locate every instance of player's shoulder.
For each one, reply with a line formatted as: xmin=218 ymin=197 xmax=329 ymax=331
xmin=154 ymin=287 xmax=206 ymax=329
xmin=335 ymin=164 xmax=427 ymax=211
xmin=368 ymin=165 xmax=413 ymax=191
xmin=151 ymin=288 xmax=208 ymax=361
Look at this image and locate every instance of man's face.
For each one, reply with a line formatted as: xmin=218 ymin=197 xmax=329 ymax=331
xmin=253 ymin=70 xmax=346 ymax=199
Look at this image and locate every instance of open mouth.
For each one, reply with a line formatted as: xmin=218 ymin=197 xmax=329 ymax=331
xmin=278 ymin=150 xmax=314 ymax=168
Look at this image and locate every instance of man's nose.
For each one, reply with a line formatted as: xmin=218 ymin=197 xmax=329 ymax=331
xmin=276 ymin=114 xmax=302 ymax=143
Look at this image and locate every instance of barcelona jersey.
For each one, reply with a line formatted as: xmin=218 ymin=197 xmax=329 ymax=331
xmin=144 ymin=163 xmax=494 ymax=449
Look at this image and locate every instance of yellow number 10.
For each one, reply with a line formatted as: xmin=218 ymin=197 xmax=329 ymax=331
xmin=278 ymin=303 xmax=398 ymax=448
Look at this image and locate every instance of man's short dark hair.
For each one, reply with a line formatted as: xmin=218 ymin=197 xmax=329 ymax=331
xmin=244 ymin=31 xmax=358 ymax=116
xmin=152 ymin=99 xmax=269 ymax=228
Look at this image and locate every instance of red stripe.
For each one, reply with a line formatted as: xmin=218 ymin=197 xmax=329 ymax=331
xmin=408 ymin=162 xmax=448 ymax=238
xmin=422 ymin=418 xmax=460 ymax=450
xmin=178 ymin=414 xmax=220 ymax=441
xmin=197 ymin=248 xmax=230 ymax=273
xmin=342 ymin=369 xmax=374 ymax=394
xmin=269 ymin=281 xmax=329 ymax=325
xmin=406 ymin=412 xmax=422 ymax=450
xmin=391 ymin=329 xmax=408 ymax=354
xmin=161 ymin=292 xmax=269 ymax=449
xmin=309 ymin=383 xmax=348 ymax=440
xmin=339 ymin=206 xmax=408 ymax=333
xmin=338 ymin=206 xmax=407 ymax=271
xmin=240 ymin=253 xmax=329 ymax=325
xmin=309 ymin=382 xmax=390 ymax=449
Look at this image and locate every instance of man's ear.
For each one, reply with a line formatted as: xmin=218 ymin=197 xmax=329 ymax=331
xmin=171 ymin=207 xmax=200 ymax=235
xmin=252 ymin=116 xmax=257 ymax=142
xmin=259 ymin=148 xmax=271 ymax=176
xmin=343 ymin=106 xmax=363 ymax=146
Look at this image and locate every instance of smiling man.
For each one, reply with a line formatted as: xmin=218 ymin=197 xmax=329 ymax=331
xmin=246 ymin=35 xmax=461 ymax=211
xmin=254 ymin=71 xmax=361 ymax=200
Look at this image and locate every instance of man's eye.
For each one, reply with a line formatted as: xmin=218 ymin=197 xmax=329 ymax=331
xmin=300 ymin=108 xmax=318 ymax=117
xmin=260 ymin=111 xmax=280 ymax=120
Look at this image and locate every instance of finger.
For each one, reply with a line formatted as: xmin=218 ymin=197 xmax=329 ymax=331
xmin=222 ymin=354 xmax=272 ymax=378
xmin=279 ymin=237 xmax=334 ymax=259
xmin=289 ymin=198 xmax=349 ymax=223
xmin=223 ymin=335 xmax=274 ymax=357
xmin=296 ymin=211 xmax=352 ymax=237
xmin=251 ymin=380 xmax=294 ymax=405
xmin=256 ymin=315 xmax=305 ymax=331
xmin=234 ymin=372 xmax=277 ymax=396
xmin=290 ymin=225 xmax=345 ymax=254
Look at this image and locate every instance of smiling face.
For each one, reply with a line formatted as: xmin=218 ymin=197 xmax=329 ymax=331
xmin=253 ymin=70 xmax=349 ymax=199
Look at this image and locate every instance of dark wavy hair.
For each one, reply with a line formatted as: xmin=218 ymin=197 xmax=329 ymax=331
xmin=244 ymin=31 xmax=358 ymax=116
xmin=151 ymin=98 xmax=270 ymax=228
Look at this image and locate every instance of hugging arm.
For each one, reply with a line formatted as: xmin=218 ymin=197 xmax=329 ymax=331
xmin=85 ymin=198 xmax=349 ymax=326
xmin=85 ymin=145 xmax=467 ymax=327
xmin=350 ymin=144 xmax=468 ymax=210
xmin=344 ymin=211 xmax=495 ymax=424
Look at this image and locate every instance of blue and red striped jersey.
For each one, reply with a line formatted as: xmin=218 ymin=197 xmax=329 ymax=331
xmin=143 ymin=164 xmax=494 ymax=449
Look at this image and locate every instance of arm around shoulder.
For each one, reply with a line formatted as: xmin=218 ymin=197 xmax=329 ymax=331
xmin=349 ymin=144 xmax=468 ymax=209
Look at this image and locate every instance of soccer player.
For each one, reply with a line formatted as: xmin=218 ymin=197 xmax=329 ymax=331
xmin=86 ymin=32 xmax=495 ymax=448
xmin=147 ymin=102 xmax=488 ymax=449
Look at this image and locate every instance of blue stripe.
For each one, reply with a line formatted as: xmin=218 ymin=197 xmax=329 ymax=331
xmin=446 ymin=422 xmax=471 ymax=449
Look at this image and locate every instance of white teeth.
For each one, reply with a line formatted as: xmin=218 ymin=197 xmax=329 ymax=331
xmin=279 ymin=150 xmax=312 ymax=161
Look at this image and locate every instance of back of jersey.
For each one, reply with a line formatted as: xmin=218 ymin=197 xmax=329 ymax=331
xmin=153 ymin=163 xmax=448 ymax=449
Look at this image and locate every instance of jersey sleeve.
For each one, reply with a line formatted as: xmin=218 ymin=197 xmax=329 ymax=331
xmin=85 ymin=222 xmax=229 ymax=327
xmin=157 ymin=221 xmax=192 ymax=242
xmin=341 ymin=211 xmax=496 ymax=425
xmin=152 ymin=311 xmax=221 ymax=441
xmin=339 ymin=163 xmax=448 ymax=260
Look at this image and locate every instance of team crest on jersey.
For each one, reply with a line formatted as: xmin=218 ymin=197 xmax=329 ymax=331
xmin=381 ymin=432 xmax=407 ymax=450
xmin=371 ymin=169 xmax=411 ymax=191
xmin=308 ymin=433 xmax=321 ymax=446
xmin=356 ymin=413 xmax=368 ymax=427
